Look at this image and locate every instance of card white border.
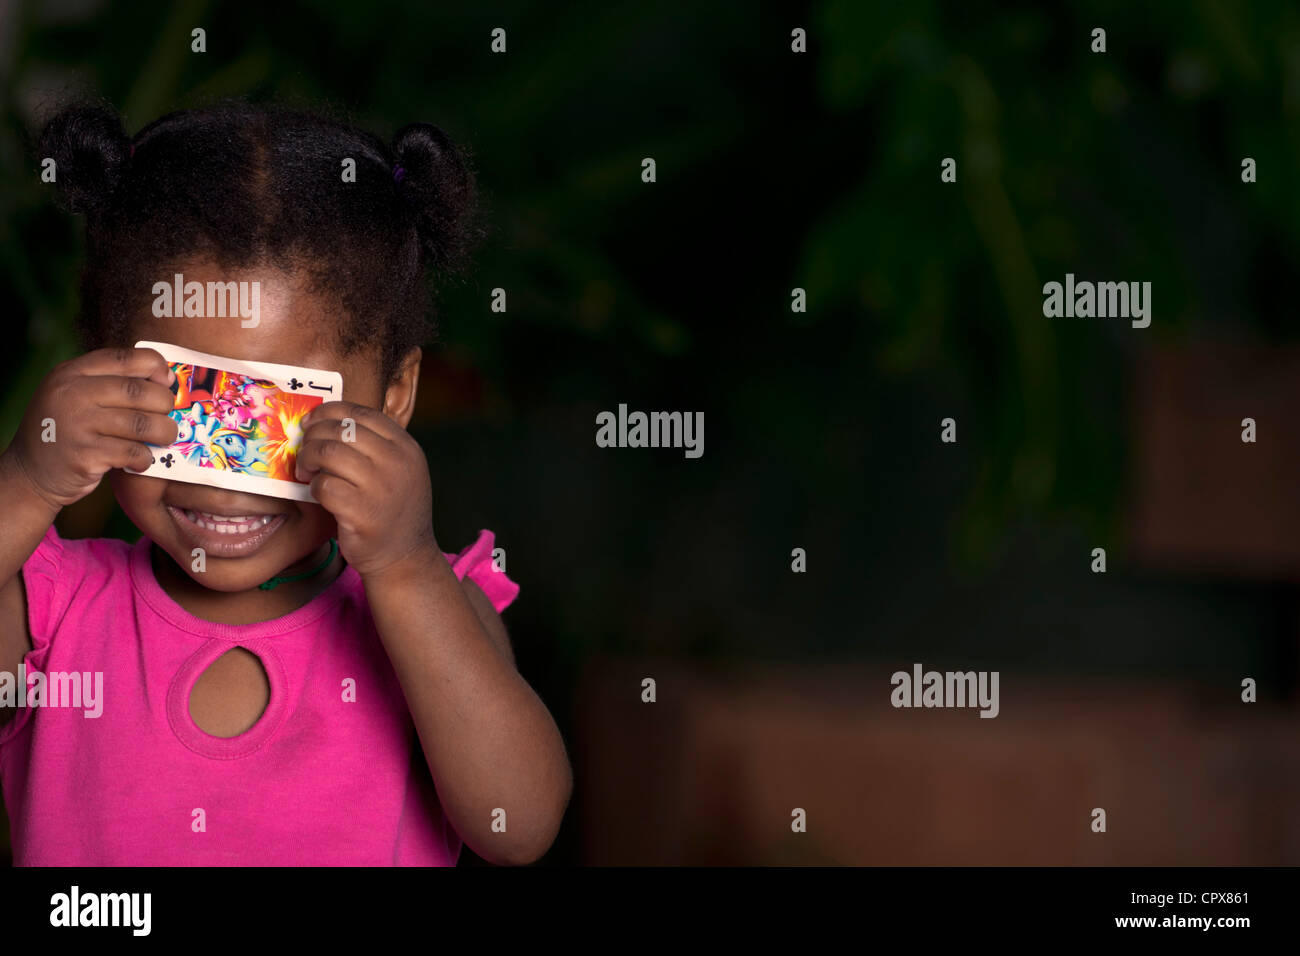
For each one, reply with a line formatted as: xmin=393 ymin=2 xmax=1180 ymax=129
xmin=139 ymin=458 xmax=319 ymax=502
xmin=134 ymin=340 xmax=343 ymax=396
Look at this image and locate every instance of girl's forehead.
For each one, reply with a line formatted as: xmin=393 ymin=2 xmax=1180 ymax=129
xmin=129 ymin=261 xmax=386 ymax=401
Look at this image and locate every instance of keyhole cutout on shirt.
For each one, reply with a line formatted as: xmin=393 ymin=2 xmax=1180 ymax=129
xmin=189 ymin=647 xmax=271 ymax=738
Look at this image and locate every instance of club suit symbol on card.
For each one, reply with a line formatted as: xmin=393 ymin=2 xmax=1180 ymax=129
xmin=128 ymin=341 xmax=344 ymax=502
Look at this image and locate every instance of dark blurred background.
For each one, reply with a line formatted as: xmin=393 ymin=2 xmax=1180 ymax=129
xmin=2 ymin=0 xmax=1299 ymax=865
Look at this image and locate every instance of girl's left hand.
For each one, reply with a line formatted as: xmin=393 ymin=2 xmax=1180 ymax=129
xmin=295 ymin=401 xmax=439 ymax=578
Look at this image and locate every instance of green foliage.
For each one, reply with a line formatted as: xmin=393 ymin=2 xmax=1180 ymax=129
xmin=0 ymin=0 xmax=1290 ymax=576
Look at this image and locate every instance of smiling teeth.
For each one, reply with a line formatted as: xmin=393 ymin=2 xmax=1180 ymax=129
xmin=181 ymin=509 xmax=275 ymax=534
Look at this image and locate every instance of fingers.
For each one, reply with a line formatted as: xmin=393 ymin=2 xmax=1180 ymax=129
xmin=77 ymin=375 xmax=178 ymax=415
xmin=92 ymin=436 xmax=158 ymax=475
xmin=96 ymin=407 xmax=179 ymax=447
xmin=308 ymin=470 xmax=362 ymax=513
xmin=301 ymin=401 xmax=400 ymax=439
xmin=300 ymin=413 xmax=388 ymax=446
xmin=299 ymin=414 xmax=392 ymax=461
xmin=66 ymin=347 xmax=175 ymax=389
xmin=296 ymin=406 xmax=404 ymax=489
xmin=295 ymin=430 xmax=375 ymax=487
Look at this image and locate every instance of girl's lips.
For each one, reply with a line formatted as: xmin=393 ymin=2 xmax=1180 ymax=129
xmin=166 ymin=505 xmax=287 ymax=557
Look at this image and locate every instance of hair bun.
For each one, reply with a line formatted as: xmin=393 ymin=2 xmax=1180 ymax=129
xmin=391 ymin=122 xmax=486 ymax=278
xmin=37 ymin=102 xmax=131 ymax=215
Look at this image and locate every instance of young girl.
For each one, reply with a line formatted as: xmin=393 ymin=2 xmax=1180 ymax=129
xmin=0 ymin=101 xmax=571 ymax=865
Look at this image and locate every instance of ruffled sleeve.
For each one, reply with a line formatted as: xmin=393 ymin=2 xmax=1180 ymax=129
xmin=442 ymin=529 xmax=519 ymax=612
xmin=19 ymin=524 xmax=70 ymax=655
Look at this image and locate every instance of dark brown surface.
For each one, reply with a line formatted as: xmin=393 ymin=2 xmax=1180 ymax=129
xmin=576 ymin=655 xmax=1300 ymax=864
xmin=1129 ymin=343 xmax=1300 ymax=579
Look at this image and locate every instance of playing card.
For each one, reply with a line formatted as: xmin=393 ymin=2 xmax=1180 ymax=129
xmin=128 ymin=341 xmax=343 ymax=502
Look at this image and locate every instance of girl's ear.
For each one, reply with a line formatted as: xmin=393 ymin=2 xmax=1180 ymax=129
xmin=382 ymin=347 xmax=422 ymax=428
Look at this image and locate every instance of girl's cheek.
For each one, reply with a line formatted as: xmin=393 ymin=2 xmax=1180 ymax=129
xmin=110 ymin=471 xmax=168 ymax=518
xmin=295 ymin=501 xmax=333 ymax=530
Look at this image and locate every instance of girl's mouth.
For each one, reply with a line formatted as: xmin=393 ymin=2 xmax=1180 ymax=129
xmin=166 ymin=505 xmax=287 ymax=557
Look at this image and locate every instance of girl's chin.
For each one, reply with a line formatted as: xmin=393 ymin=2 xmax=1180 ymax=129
xmin=176 ymin=567 xmax=281 ymax=593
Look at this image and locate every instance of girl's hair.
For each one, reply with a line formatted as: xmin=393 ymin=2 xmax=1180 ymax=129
xmin=37 ymin=98 xmax=489 ymax=383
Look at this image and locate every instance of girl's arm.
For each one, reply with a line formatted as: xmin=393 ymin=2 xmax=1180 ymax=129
xmin=295 ymin=400 xmax=571 ymax=865
xmin=0 ymin=348 xmax=177 ymax=727
xmin=0 ymin=452 xmax=61 ymax=723
xmin=363 ymin=552 xmax=572 ymax=866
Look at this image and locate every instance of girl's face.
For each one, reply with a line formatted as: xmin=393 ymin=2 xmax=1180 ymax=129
xmin=110 ymin=258 xmax=413 ymax=592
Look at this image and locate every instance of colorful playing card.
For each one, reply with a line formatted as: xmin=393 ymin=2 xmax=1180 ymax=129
xmin=128 ymin=341 xmax=343 ymax=502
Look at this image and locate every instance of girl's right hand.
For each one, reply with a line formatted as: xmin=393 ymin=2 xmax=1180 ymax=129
xmin=3 ymin=347 xmax=179 ymax=510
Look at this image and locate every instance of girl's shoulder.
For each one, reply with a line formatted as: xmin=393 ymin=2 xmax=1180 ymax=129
xmin=27 ymin=524 xmax=134 ymax=568
xmin=24 ymin=524 xmax=134 ymax=588
xmin=22 ymin=525 xmax=133 ymax=641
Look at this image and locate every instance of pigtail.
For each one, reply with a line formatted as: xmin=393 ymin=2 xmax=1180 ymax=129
xmin=37 ymin=102 xmax=131 ymax=217
xmin=391 ymin=122 xmax=489 ymax=280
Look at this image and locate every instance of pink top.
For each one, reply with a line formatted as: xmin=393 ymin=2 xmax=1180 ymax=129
xmin=0 ymin=525 xmax=519 ymax=866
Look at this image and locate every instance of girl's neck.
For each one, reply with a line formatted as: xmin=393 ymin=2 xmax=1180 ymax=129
xmin=150 ymin=539 xmax=345 ymax=625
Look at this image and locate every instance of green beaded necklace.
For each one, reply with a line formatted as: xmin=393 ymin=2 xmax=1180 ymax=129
xmin=259 ymin=539 xmax=339 ymax=591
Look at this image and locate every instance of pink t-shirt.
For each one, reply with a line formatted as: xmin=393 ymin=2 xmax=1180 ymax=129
xmin=0 ymin=524 xmax=519 ymax=866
